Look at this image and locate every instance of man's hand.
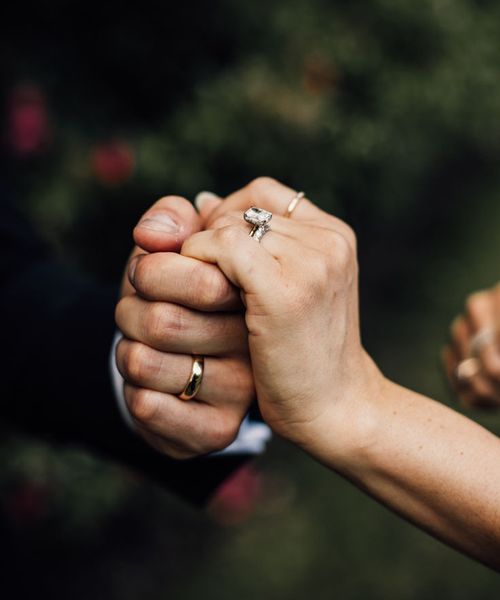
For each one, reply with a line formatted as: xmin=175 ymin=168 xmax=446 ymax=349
xmin=443 ymin=283 xmax=500 ymax=408
xmin=115 ymin=194 xmax=256 ymax=459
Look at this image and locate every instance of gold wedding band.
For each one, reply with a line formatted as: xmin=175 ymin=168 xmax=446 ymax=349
xmin=284 ymin=191 xmax=305 ymax=218
xmin=178 ymin=355 xmax=204 ymax=401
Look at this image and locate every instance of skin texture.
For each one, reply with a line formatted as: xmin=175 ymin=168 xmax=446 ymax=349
xmin=442 ymin=284 xmax=500 ymax=408
xmin=116 ymin=177 xmax=500 ymax=570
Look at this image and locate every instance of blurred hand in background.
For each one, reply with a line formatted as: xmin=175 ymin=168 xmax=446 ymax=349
xmin=443 ymin=284 xmax=500 ymax=409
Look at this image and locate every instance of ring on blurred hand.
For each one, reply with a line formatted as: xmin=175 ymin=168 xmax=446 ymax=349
xmin=455 ymin=357 xmax=481 ymax=382
xmin=244 ymin=207 xmax=273 ymax=242
xmin=470 ymin=327 xmax=497 ymax=357
xmin=284 ymin=191 xmax=305 ymax=218
xmin=178 ymin=355 xmax=204 ymax=401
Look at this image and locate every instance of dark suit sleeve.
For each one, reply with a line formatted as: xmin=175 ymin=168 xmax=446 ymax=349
xmin=0 ymin=192 xmax=248 ymax=506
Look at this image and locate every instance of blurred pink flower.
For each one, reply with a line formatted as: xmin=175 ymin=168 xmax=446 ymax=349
xmin=302 ymin=55 xmax=338 ymax=96
xmin=91 ymin=140 xmax=135 ymax=186
xmin=208 ymin=464 xmax=264 ymax=526
xmin=7 ymin=83 xmax=51 ymax=156
xmin=5 ymin=482 xmax=50 ymax=528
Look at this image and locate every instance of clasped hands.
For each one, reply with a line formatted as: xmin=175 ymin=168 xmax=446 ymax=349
xmin=115 ymin=177 xmax=379 ymax=460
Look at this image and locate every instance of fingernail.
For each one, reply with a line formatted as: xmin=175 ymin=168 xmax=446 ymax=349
xmin=128 ymin=255 xmax=140 ymax=284
xmin=194 ymin=191 xmax=219 ymax=212
xmin=137 ymin=212 xmax=179 ymax=233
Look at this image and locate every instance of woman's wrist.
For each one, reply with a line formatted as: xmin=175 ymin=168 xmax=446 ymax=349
xmin=279 ymin=351 xmax=389 ymax=473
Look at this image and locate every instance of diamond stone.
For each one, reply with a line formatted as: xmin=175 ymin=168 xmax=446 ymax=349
xmin=244 ymin=207 xmax=273 ymax=226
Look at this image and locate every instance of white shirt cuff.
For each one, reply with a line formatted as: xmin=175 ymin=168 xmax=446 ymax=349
xmin=110 ymin=332 xmax=271 ymax=456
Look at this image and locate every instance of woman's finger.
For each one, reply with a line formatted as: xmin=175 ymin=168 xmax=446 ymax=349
xmin=181 ymin=227 xmax=282 ymax=297
xmin=205 ymin=177 xmax=348 ymax=231
xmin=210 ymin=210 xmax=356 ymax=257
xmin=129 ymin=252 xmax=242 ymax=311
xmin=116 ymin=339 xmax=254 ymax=407
xmin=115 ymin=295 xmax=248 ymax=356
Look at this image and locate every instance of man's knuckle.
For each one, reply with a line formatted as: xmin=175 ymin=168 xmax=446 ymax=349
xmin=146 ymin=303 xmax=184 ymax=344
xmin=201 ymin=267 xmax=232 ymax=306
xmin=133 ymin=257 xmax=153 ymax=293
xmin=128 ymin=388 xmax=159 ymax=423
xmin=127 ymin=343 xmax=158 ymax=383
xmin=208 ymin=416 xmax=240 ymax=452
xmin=114 ymin=298 xmax=127 ymax=330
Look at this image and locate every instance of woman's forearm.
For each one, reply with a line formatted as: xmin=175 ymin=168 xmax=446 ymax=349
xmin=308 ymin=374 xmax=500 ymax=570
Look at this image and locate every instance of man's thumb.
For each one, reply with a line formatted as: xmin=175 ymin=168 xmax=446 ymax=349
xmin=194 ymin=191 xmax=223 ymax=225
xmin=133 ymin=195 xmax=202 ymax=253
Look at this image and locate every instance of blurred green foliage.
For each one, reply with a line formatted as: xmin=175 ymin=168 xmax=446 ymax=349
xmin=1 ymin=0 xmax=500 ymax=597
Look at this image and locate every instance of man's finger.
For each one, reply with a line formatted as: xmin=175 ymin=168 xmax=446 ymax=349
xmin=116 ymin=339 xmax=254 ymax=407
xmin=134 ymin=195 xmax=202 ymax=254
xmin=115 ymin=295 xmax=249 ymax=356
xmin=124 ymin=384 xmax=242 ymax=456
xmin=129 ymin=252 xmax=242 ymax=311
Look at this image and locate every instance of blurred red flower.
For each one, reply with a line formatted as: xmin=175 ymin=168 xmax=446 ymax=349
xmin=208 ymin=464 xmax=264 ymax=526
xmin=302 ymin=55 xmax=338 ymax=96
xmin=5 ymin=482 xmax=50 ymax=528
xmin=7 ymin=83 xmax=52 ymax=157
xmin=91 ymin=140 xmax=135 ymax=186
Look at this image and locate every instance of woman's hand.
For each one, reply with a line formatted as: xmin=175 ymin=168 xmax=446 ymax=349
xmin=181 ymin=177 xmax=383 ymax=453
xmin=442 ymin=284 xmax=500 ymax=408
xmin=187 ymin=179 xmax=500 ymax=570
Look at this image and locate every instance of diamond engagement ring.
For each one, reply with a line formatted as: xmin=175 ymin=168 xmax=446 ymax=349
xmin=244 ymin=207 xmax=273 ymax=242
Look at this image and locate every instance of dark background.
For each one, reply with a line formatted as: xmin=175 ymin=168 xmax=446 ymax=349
xmin=1 ymin=0 xmax=500 ymax=597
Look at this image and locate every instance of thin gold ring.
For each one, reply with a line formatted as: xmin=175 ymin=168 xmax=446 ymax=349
xmin=284 ymin=191 xmax=305 ymax=218
xmin=178 ymin=355 xmax=204 ymax=401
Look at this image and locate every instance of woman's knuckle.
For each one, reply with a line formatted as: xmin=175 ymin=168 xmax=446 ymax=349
xmin=342 ymin=223 xmax=357 ymax=250
xmin=330 ymin=231 xmax=353 ymax=269
xmin=248 ymin=176 xmax=278 ymax=197
xmin=216 ymin=224 xmax=240 ymax=246
xmin=211 ymin=214 xmax=237 ymax=231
